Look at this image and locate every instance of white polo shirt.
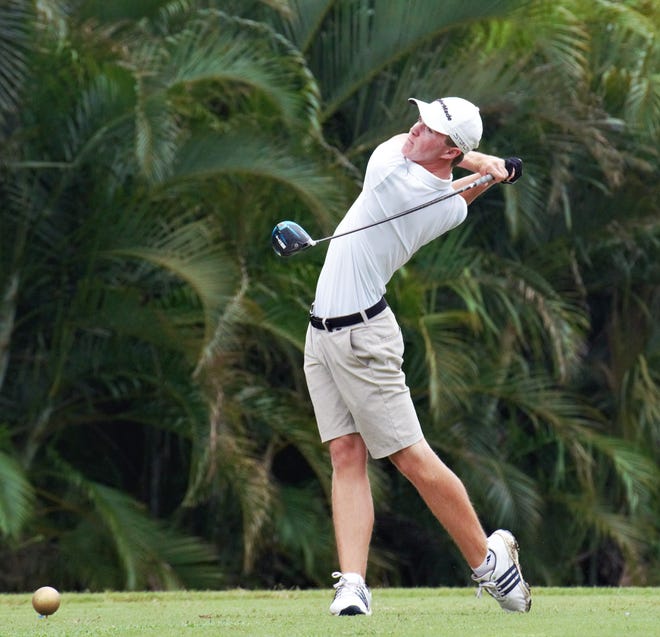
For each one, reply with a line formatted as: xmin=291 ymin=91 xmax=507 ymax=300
xmin=312 ymin=135 xmax=468 ymax=317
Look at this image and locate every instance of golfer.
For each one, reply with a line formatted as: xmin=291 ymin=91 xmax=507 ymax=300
xmin=304 ymin=97 xmax=532 ymax=616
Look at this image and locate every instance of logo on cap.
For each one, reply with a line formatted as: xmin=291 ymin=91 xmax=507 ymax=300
xmin=436 ymin=99 xmax=452 ymax=121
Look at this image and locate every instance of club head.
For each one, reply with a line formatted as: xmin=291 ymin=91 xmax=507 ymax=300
xmin=271 ymin=221 xmax=315 ymax=257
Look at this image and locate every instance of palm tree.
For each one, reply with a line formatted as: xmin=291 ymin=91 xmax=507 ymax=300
xmin=1 ymin=0 xmax=657 ymax=591
xmin=0 ymin=0 xmax=344 ymax=590
xmin=258 ymin=0 xmax=660 ymax=585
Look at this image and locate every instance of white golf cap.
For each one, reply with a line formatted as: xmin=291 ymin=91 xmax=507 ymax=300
xmin=408 ymin=97 xmax=483 ymax=154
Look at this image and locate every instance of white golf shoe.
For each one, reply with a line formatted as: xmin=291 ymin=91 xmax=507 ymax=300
xmin=472 ymin=530 xmax=532 ymax=612
xmin=329 ymin=571 xmax=372 ymax=616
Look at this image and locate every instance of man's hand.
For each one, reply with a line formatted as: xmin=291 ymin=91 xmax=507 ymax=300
xmin=503 ymin=157 xmax=523 ymax=184
xmin=460 ymin=152 xmax=523 ymax=184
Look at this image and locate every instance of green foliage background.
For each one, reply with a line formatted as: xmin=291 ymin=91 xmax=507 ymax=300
xmin=0 ymin=0 xmax=658 ymax=591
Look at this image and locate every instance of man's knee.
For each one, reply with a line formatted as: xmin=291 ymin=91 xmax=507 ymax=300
xmin=389 ymin=439 xmax=432 ymax=478
xmin=329 ymin=434 xmax=368 ymax=472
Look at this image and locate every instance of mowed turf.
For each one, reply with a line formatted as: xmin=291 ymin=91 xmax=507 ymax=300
xmin=0 ymin=587 xmax=657 ymax=637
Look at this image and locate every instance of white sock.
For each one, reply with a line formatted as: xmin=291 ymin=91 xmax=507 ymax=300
xmin=341 ymin=572 xmax=365 ymax=585
xmin=472 ymin=549 xmax=496 ymax=578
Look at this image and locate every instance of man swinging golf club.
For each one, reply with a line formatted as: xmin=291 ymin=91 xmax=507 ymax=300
xmin=302 ymin=96 xmax=531 ymax=616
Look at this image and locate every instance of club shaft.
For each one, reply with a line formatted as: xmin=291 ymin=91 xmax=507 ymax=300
xmin=313 ymin=173 xmax=493 ymax=245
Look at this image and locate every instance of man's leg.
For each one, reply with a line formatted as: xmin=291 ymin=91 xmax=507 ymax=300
xmin=329 ymin=433 xmax=373 ymax=576
xmin=391 ymin=438 xmax=532 ymax=612
xmin=327 ymin=433 xmax=374 ymax=616
xmin=389 ymin=438 xmax=487 ymax=568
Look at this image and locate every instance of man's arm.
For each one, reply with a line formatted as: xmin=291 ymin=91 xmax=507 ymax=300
xmin=456 ymin=151 xmax=522 ymax=205
xmin=459 ymin=151 xmax=509 ymax=182
xmin=452 ymin=172 xmax=495 ymax=205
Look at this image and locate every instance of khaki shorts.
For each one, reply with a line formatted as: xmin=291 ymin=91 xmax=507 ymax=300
xmin=304 ymin=307 xmax=423 ymax=459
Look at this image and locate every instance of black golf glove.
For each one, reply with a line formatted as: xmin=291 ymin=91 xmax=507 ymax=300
xmin=503 ymin=157 xmax=523 ymax=184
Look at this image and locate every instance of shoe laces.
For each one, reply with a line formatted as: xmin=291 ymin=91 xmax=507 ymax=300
xmin=474 ymin=578 xmax=501 ymax=600
xmin=332 ymin=571 xmax=345 ymax=588
xmin=332 ymin=572 xmax=364 ymax=596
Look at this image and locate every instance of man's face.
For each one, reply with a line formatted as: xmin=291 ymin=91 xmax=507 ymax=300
xmin=401 ymin=118 xmax=460 ymax=165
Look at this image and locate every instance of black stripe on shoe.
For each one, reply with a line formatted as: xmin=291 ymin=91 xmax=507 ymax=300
xmin=497 ymin=564 xmax=521 ymax=596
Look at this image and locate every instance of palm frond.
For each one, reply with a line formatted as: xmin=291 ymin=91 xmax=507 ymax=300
xmin=49 ymin=453 xmax=222 ymax=590
xmin=0 ymin=450 xmax=34 ymax=539
xmin=0 ymin=272 xmax=19 ymax=391
xmin=217 ymin=433 xmax=274 ymax=574
xmin=0 ymin=0 xmax=32 ymax=124
xmin=151 ymin=10 xmax=322 ymax=133
xmin=61 ymin=69 xmax=136 ymax=165
xmin=272 ymin=484 xmax=335 ymax=585
xmin=105 ymin=229 xmax=237 ymax=340
xmin=586 ymin=434 xmax=659 ymax=512
xmin=135 ymin=90 xmax=182 ymax=183
xmin=171 ymin=130 xmax=342 ymax=215
xmin=300 ymin=0 xmax=523 ymax=119
xmin=590 ymin=0 xmax=660 ymax=142
xmin=621 ymin=353 xmax=660 ymax=444
xmin=559 ymin=492 xmax=646 ymax=558
xmin=461 ymin=453 xmax=543 ymax=530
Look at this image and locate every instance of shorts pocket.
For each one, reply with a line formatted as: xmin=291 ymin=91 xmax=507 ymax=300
xmin=348 ymin=318 xmax=404 ymax=370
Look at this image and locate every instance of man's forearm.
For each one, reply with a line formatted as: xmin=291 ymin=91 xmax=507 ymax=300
xmin=458 ymin=151 xmax=509 ymax=181
xmin=458 ymin=151 xmax=490 ymax=173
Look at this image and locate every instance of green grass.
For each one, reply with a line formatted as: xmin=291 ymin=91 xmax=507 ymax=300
xmin=0 ymin=588 xmax=658 ymax=637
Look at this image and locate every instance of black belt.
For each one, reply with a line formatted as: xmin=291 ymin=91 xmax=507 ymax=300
xmin=310 ymin=297 xmax=387 ymax=332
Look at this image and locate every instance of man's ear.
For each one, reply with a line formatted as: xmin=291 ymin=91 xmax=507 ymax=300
xmin=440 ymin=146 xmax=462 ymax=161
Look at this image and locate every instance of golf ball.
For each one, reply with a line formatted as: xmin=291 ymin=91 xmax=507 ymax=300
xmin=32 ymin=586 xmax=61 ymax=616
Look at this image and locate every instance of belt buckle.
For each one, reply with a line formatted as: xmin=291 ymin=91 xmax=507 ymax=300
xmin=322 ymin=317 xmax=331 ymax=332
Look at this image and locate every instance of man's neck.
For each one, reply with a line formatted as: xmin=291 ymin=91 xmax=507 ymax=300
xmin=415 ymin=158 xmax=452 ymax=180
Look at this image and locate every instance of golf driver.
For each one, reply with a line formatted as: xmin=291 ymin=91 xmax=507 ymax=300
xmin=272 ymin=157 xmax=522 ymax=257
